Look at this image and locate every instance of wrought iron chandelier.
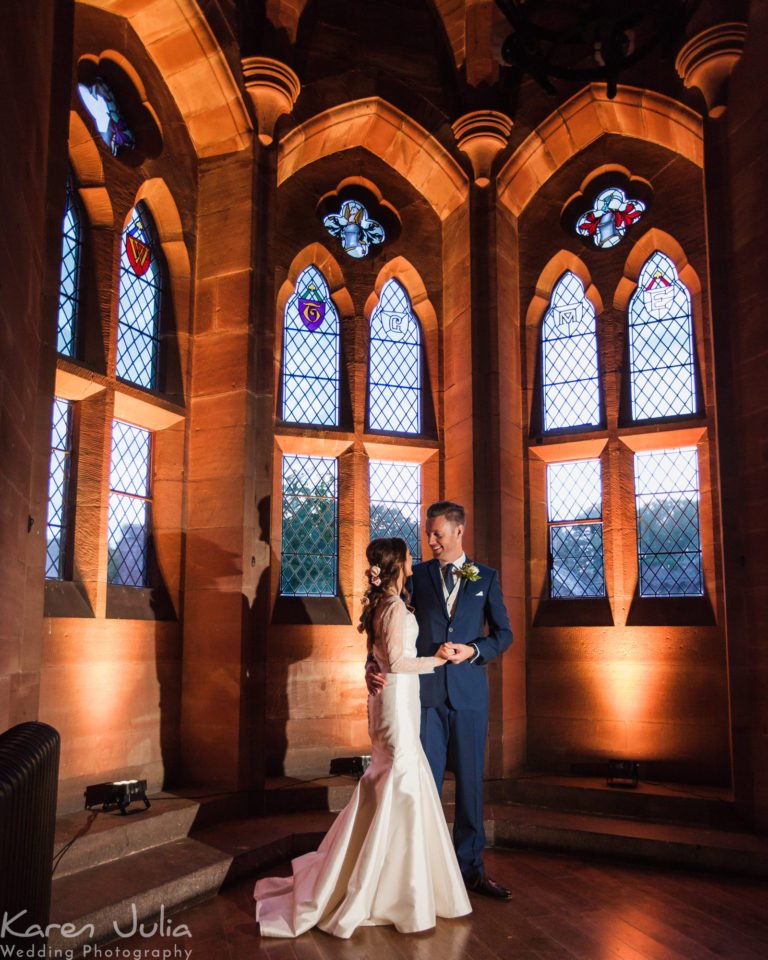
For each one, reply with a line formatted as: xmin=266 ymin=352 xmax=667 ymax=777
xmin=494 ymin=0 xmax=702 ymax=98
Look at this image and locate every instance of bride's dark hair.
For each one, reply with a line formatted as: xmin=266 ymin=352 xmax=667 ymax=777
xmin=357 ymin=537 xmax=411 ymax=653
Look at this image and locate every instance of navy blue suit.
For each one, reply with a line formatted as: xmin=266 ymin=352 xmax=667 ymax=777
xmin=411 ymin=558 xmax=513 ymax=883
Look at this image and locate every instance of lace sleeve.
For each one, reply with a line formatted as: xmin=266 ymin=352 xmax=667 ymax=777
xmin=374 ymin=597 xmax=441 ymax=674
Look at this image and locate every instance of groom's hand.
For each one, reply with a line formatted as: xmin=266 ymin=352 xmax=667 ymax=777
xmin=365 ymin=660 xmax=386 ymax=695
xmin=442 ymin=643 xmax=475 ymax=664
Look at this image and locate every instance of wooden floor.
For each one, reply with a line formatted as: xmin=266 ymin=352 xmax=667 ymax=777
xmin=114 ymin=848 xmax=768 ymax=959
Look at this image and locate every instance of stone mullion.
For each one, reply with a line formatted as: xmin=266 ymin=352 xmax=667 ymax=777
xmin=180 ymin=143 xmax=256 ymax=793
xmin=244 ymin=140 xmax=280 ymax=809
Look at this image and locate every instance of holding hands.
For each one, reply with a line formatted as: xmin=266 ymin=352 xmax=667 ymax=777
xmin=436 ymin=642 xmax=476 ymax=664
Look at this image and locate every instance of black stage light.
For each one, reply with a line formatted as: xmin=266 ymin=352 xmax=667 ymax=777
xmin=606 ymin=759 xmax=639 ymax=788
xmin=84 ymin=779 xmax=151 ymax=814
xmin=329 ymin=756 xmax=371 ymax=778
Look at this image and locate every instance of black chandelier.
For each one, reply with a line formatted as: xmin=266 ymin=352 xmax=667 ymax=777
xmin=494 ymin=0 xmax=702 ymax=98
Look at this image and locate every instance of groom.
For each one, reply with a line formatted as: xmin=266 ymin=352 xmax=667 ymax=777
xmin=368 ymin=500 xmax=513 ymax=898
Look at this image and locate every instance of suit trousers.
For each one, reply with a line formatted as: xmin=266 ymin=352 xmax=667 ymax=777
xmin=420 ymin=697 xmax=487 ymax=884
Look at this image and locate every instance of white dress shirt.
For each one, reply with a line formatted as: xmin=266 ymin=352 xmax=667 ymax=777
xmin=439 ymin=553 xmax=480 ymax=662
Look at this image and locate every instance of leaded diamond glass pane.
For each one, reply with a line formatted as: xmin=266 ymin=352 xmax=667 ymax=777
xmin=108 ymin=419 xmax=151 ymax=587
xmin=108 ymin=495 xmax=150 ymax=587
xmin=109 ymin=421 xmax=151 ymax=496
xmin=117 ymin=205 xmax=161 ymax=390
xmin=282 ymin=266 xmax=340 ymax=426
xmin=57 ymin=177 xmax=82 ymax=357
xmin=547 ymin=459 xmax=602 ymax=522
xmin=45 ymin=398 xmax=73 ymax=579
xmin=634 ymin=447 xmax=703 ymax=597
xmin=542 ymin=272 xmax=601 ymax=431
xmin=368 ymin=280 xmax=421 ymax=434
xmin=629 ymin=252 xmax=697 ymax=421
xmin=280 ymin=455 xmax=338 ymax=596
xmin=547 ymin=459 xmax=605 ymax=598
xmin=369 ymin=460 xmax=421 ymax=561
xmin=550 ymin=524 xmax=605 ymax=598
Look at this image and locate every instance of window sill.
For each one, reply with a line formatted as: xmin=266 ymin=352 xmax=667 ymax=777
xmin=272 ymin=595 xmax=352 ymax=626
xmin=44 ymin=579 xmax=94 ymax=618
xmin=626 ymin=593 xmax=715 ymax=626
xmin=106 ymin=584 xmax=177 ymax=621
xmin=533 ymin=597 xmax=614 ymax=627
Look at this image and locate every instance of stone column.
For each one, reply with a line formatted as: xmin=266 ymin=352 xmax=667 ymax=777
xmin=451 ymin=111 xmax=525 ymax=778
xmin=676 ymin=16 xmax=754 ymax=818
xmin=179 ymin=57 xmax=299 ymax=804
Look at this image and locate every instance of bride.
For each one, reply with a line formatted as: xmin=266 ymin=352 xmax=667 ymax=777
xmin=254 ymin=536 xmax=472 ymax=938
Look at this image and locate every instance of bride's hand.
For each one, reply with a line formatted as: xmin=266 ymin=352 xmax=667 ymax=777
xmin=435 ymin=643 xmax=456 ymax=663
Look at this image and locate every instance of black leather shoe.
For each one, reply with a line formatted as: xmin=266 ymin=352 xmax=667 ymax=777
xmin=465 ymin=875 xmax=512 ymax=900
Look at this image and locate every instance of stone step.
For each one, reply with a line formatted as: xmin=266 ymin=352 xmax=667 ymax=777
xmin=53 ymin=793 xmax=201 ymax=879
xmin=264 ymin=774 xmax=462 ymax=813
xmin=48 ymin=813 xmax=336 ymax=956
xmin=49 ymin=836 xmax=234 ymax=954
xmin=490 ymin=802 xmax=768 ymax=877
xmin=48 ymin=802 xmax=768 ymax=957
xmin=501 ymin=773 xmax=741 ymax=830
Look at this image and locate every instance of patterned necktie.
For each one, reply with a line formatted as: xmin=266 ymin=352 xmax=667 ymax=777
xmin=443 ymin=563 xmax=455 ymax=594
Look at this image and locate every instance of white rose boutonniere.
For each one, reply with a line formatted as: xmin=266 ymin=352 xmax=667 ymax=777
xmin=458 ymin=562 xmax=480 ymax=582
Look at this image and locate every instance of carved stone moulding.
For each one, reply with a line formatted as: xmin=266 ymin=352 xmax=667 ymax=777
xmin=242 ymin=56 xmax=301 ymax=146
xmin=675 ymin=22 xmax=748 ymax=119
xmin=451 ymin=110 xmax=513 ymax=188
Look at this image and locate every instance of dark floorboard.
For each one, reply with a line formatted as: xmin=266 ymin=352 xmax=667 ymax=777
xmin=111 ymin=848 xmax=768 ymax=959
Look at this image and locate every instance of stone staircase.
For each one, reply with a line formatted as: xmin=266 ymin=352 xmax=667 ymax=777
xmin=48 ymin=776 xmax=768 ymax=956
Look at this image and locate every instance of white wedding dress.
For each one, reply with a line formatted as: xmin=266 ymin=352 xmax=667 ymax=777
xmin=254 ymin=595 xmax=472 ymax=938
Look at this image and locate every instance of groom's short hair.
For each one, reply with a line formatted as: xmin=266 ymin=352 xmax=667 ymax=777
xmin=426 ymin=501 xmax=466 ymax=526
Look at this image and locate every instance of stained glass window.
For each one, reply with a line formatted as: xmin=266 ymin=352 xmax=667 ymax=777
xmin=45 ymin=398 xmax=73 ymax=579
xmin=576 ymin=187 xmax=645 ymax=249
xmin=280 ymin=455 xmax=338 ymax=596
xmin=323 ymin=201 xmax=385 ymax=259
xmin=368 ymin=279 xmax=421 ymax=434
xmin=547 ymin=459 xmax=605 ymax=598
xmin=634 ymin=447 xmax=703 ymax=597
xmin=369 ymin=460 xmax=421 ymax=561
xmin=282 ymin=266 xmax=340 ymax=426
xmin=57 ymin=177 xmax=82 ymax=357
xmin=629 ymin=252 xmax=697 ymax=421
xmin=541 ymin=272 xmax=601 ymax=432
xmin=108 ymin=420 xmax=152 ymax=587
xmin=77 ymin=78 xmax=135 ymax=156
xmin=117 ymin=205 xmax=162 ymax=390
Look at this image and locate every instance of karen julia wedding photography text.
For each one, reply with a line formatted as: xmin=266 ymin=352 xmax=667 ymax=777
xmin=1 ymin=904 xmax=192 ymax=960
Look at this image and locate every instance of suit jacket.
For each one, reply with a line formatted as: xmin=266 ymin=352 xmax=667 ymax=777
xmin=410 ymin=558 xmax=513 ymax=710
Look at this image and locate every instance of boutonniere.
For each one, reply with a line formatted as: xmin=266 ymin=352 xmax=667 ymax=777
xmin=457 ymin=562 xmax=480 ymax=582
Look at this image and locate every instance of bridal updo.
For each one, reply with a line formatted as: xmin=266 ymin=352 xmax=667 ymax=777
xmin=357 ymin=537 xmax=412 ymax=652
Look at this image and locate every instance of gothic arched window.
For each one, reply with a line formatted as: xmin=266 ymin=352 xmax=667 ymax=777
xmin=368 ymin=279 xmax=422 ymax=434
xmin=116 ymin=204 xmax=163 ymax=390
xmin=629 ymin=252 xmax=697 ymax=421
xmin=281 ymin=265 xmax=340 ymax=427
xmin=57 ymin=176 xmax=82 ymax=357
xmin=541 ymin=272 xmax=601 ymax=432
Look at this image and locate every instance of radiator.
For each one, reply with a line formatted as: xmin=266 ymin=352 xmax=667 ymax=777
xmin=0 ymin=722 xmax=60 ymax=946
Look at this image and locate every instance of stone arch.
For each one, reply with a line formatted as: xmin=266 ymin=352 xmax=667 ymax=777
xmin=78 ymin=0 xmax=251 ymax=158
xmin=68 ymin=111 xmax=113 ymax=227
xmin=364 ymin=256 xmax=437 ymax=340
xmin=278 ymin=98 xmax=468 ymax=221
xmin=614 ymin=228 xmax=702 ymax=311
xmin=525 ymin=250 xmax=604 ymax=333
xmin=499 ymin=84 xmax=703 ymax=218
